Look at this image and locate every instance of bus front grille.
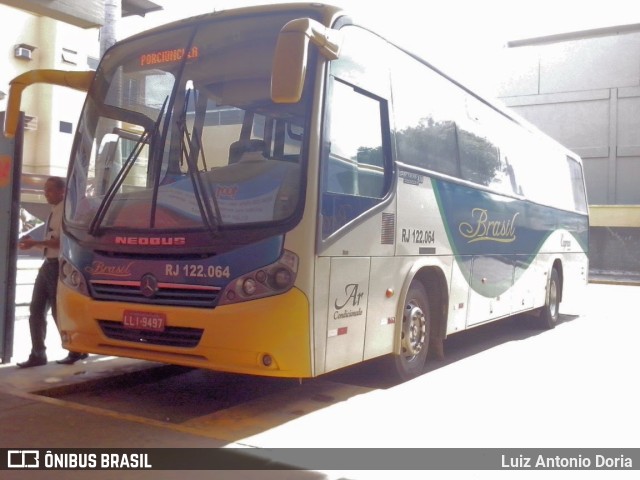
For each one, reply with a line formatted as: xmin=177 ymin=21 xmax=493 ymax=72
xmin=90 ymin=280 xmax=221 ymax=308
xmin=98 ymin=320 xmax=203 ymax=348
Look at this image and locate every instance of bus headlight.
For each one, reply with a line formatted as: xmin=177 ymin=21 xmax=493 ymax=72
xmin=219 ymin=250 xmax=298 ymax=305
xmin=272 ymin=268 xmax=292 ymax=289
xmin=242 ymin=278 xmax=258 ymax=296
xmin=60 ymin=257 xmax=89 ymax=296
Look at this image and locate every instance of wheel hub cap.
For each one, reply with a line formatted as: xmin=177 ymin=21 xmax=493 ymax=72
xmin=404 ymin=303 xmax=426 ymax=356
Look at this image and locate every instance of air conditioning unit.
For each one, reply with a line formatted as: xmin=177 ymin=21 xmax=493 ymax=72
xmin=24 ymin=116 xmax=38 ymax=131
xmin=15 ymin=47 xmax=32 ymax=60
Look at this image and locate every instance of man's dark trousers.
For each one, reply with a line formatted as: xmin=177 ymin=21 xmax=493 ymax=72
xmin=28 ymin=258 xmax=59 ymax=358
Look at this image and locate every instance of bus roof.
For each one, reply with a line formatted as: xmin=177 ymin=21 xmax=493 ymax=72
xmin=115 ymin=2 xmax=581 ymax=163
xmin=122 ymin=2 xmax=347 ymax=43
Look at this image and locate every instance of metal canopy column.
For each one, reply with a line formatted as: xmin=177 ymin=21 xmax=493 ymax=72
xmin=0 ymin=112 xmax=23 ymax=363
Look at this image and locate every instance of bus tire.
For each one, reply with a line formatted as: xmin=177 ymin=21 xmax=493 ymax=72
xmin=538 ymin=268 xmax=560 ymax=329
xmin=393 ymin=283 xmax=431 ymax=380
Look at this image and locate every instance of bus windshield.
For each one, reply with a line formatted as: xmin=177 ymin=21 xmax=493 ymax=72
xmin=65 ymin=12 xmax=308 ymax=235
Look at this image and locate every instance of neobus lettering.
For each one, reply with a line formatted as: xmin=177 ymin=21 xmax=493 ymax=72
xmin=115 ymin=236 xmax=186 ymax=246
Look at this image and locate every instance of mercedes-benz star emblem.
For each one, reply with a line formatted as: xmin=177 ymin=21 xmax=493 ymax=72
xmin=140 ymin=274 xmax=159 ymax=298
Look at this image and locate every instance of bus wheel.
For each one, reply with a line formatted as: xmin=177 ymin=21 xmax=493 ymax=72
xmin=394 ymin=283 xmax=431 ymax=380
xmin=538 ymin=268 xmax=560 ymax=329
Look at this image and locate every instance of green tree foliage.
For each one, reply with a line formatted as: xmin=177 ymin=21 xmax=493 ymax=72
xmin=395 ymin=116 xmax=501 ymax=186
xmin=457 ymin=129 xmax=501 ymax=186
xmin=355 ymin=146 xmax=384 ymax=167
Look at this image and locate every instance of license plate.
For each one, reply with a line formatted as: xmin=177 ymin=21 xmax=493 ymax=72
xmin=122 ymin=310 xmax=166 ymax=332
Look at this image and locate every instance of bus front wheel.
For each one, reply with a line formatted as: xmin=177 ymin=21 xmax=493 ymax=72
xmin=538 ymin=268 xmax=560 ymax=329
xmin=394 ymin=283 xmax=431 ymax=380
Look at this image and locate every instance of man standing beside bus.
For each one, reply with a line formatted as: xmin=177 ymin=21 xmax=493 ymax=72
xmin=16 ymin=176 xmax=88 ymax=368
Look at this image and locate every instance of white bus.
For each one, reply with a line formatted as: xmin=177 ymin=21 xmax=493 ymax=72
xmin=5 ymin=3 xmax=589 ymax=380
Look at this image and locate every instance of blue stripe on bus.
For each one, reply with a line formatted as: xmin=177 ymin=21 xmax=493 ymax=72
xmin=432 ymin=178 xmax=588 ymax=297
xmin=67 ymin=234 xmax=284 ymax=289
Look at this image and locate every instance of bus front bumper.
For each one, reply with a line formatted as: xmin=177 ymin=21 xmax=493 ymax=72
xmin=57 ymin=283 xmax=313 ymax=378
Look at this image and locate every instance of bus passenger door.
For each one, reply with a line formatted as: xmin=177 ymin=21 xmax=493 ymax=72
xmin=315 ymin=27 xmax=395 ymax=373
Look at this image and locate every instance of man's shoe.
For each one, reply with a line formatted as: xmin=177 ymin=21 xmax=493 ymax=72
xmin=17 ymin=355 xmax=47 ymax=368
xmin=56 ymin=353 xmax=89 ymax=365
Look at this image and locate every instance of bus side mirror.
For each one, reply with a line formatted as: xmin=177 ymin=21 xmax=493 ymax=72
xmin=271 ymin=18 xmax=342 ymax=104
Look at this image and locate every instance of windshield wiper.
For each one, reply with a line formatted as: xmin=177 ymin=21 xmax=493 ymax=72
xmin=177 ymin=88 xmax=221 ymax=235
xmin=88 ymin=97 xmax=169 ymax=236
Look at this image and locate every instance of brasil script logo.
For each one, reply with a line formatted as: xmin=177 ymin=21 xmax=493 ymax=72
xmin=459 ymin=208 xmax=519 ymax=244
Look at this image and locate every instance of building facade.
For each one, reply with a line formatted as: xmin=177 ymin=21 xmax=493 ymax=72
xmin=1 ymin=0 xmax=160 ymax=222
xmin=0 ymin=4 xmax=99 ymax=179
xmin=497 ymin=25 xmax=640 ymax=279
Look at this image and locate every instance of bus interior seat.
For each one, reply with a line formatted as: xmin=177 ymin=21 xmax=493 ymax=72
xmin=228 ymin=139 xmax=267 ymax=164
xmin=209 ymin=139 xmax=301 ymax=221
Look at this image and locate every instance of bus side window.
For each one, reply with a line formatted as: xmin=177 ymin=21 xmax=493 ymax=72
xmin=567 ymin=156 xmax=588 ymax=213
xmin=321 ymin=78 xmax=388 ymax=238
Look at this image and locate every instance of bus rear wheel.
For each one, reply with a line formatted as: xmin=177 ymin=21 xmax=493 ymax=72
xmin=538 ymin=268 xmax=560 ymax=329
xmin=394 ymin=283 xmax=431 ymax=380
